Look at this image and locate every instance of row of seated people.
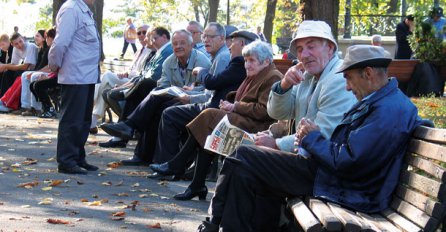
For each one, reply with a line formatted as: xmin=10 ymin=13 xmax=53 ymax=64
xmin=0 ymin=29 xmax=58 ymax=118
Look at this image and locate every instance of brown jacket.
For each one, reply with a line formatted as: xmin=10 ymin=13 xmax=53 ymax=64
xmin=187 ymin=63 xmax=283 ymax=147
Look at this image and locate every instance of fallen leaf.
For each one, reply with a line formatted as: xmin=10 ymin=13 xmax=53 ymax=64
xmin=150 ymin=193 xmax=159 ymax=197
xmin=160 ymin=196 xmax=169 ymax=200
xmin=38 ymin=198 xmax=54 ymax=205
xmin=139 ymin=194 xmax=148 ymax=198
xmin=80 ymin=198 xmax=89 ymax=202
xmin=86 ymin=201 xmax=102 ymax=206
xmin=41 ymin=187 xmax=52 ymax=191
xmin=131 ymin=183 xmax=140 ymax=188
xmin=138 ymin=188 xmax=151 ymax=192
xmin=158 ymin=181 xmax=168 ymax=186
xmin=114 ymin=205 xmax=129 ymax=209
xmin=49 ymin=180 xmax=64 ymax=187
xmin=115 ymin=180 xmax=124 ymax=186
xmin=11 ymin=163 xmax=21 ymax=168
xmin=100 ymin=198 xmax=109 ymax=203
xmin=47 ymin=218 xmax=70 ymax=224
xmin=130 ymin=200 xmax=139 ymax=205
xmin=17 ymin=181 xmax=39 ymax=188
xmin=47 ymin=157 xmax=56 ymax=162
xmin=22 ymin=158 xmax=38 ymax=165
xmin=107 ymin=162 xmax=121 ymax=169
xmin=102 ymin=181 xmax=112 ymax=186
xmin=112 ymin=211 xmax=126 ymax=217
xmin=126 ymin=171 xmax=149 ymax=177
xmin=147 ymin=222 xmax=161 ymax=229
xmin=21 ymin=205 xmax=31 ymax=208
xmin=114 ymin=192 xmax=129 ymax=197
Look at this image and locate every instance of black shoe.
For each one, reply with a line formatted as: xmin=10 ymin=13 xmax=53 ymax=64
xmin=58 ymin=165 xmax=88 ymax=175
xmin=98 ymin=139 xmax=127 ymax=148
xmin=149 ymin=162 xmax=182 ymax=176
xmin=174 ymin=186 xmax=208 ymax=201
xmin=100 ymin=122 xmax=133 ymax=140
xmin=89 ymin=127 xmax=98 ymax=135
xmin=120 ymin=156 xmax=148 ymax=166
xmin=197 ymin=217 xmax=219 ymax=232
xmin=78 ymin=162 xmax=99 ymax=171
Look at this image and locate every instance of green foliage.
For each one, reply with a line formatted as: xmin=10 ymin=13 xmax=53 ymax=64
xmin=408 ymin=12 xmax=446 ymax=65
xmin=412 ymin=96 xmax=446 ymax=128
xmin=35 ymin=3 xmax=52 ymax=31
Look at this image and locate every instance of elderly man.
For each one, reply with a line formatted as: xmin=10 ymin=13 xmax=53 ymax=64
xmin=49 ymin=0 xmax=100 ymax=174
xmin=197 ymin=44 xmax=423 ymax=232
xmin=186 ymin=21 xmax=209 ymax=58
xmin=90 ymin=24 xmax=150 ymax=133
xmin=101 ymin=29 xmax=211 ymax=165
xmin=255 ymin=21 xmax=356 ymax=153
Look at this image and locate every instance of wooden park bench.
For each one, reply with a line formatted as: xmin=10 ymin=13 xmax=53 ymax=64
xmin=287 ymin=125 xmax=446 ymax=232
xmin=101 ymin=58 xmax=132 ymax=74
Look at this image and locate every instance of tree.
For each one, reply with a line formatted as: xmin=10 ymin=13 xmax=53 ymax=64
xmin=263 ymin=0 xmax=277 ymax=43
xmin=208 ymin=0 xmax=219 ymax=22
xmin=299 ymin=0 xmax=340 ymax=40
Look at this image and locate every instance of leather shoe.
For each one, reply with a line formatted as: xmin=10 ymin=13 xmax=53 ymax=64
xmin=120 ymin=156 xmax=148 ymax=166
xmin=99 ymin=139 xmax=127 ymax=148
xmin=100 ymin=122 xmax=133 ymax=140
xmin=149 ymin=162 xmax=182 ymax=176
xmin=197 ymin=217 xmax=219 ymax=232
xmin=78 ymin=162 xmax=99 ymax=171
xmin=174 ymin=186 xmax=208 ymax=201
xmin=58 ymin=165 xmax=88 ymax=175
xmin=89 ymin=127 xmax=98 ymax=134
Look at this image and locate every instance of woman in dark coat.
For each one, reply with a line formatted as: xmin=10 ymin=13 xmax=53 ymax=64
xmin=150 ymin=41 xmax=283 ymax=200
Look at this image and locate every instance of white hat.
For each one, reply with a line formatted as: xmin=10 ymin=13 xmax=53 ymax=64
xmin=337 ymin=45 xmax=392 ymax=73
xmin=289 ymin=21 xmax=337 ymax=57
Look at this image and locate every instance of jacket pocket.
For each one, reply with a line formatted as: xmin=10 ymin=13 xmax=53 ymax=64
xmin=81 ymin=19 xmax=98 ymax=42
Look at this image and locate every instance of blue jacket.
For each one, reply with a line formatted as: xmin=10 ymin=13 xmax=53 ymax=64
xmin=302 ymin=78 xmax=421 ymax=213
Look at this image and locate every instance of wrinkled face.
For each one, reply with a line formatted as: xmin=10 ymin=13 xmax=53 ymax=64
xmin=202 ymin=26 xmax=224 ymax=56
xmin=294 ymin=37 xmax=334 ymax=76
xmin=172 ymin=32 xmax=192 ymax=60
xmin=186 ymin=24 xmax=202 ymax=44
xmin=137 ymin=28 xmax=147 ymax=45
xmin=244 ymin=55 xmax=269 ymax=77
xmin=11 ymin=36 xmax=25 ymax=51
xmin=34 ymin=32 xmax=44 ymax=47
xmin=344 ymin=68 xmax=372 ymax=101
xmin=229 ymin=37 xmax=243 ymax=58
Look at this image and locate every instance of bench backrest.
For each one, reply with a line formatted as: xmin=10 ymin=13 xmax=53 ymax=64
xmin=383 ymin=126 xmax=446 ymax=232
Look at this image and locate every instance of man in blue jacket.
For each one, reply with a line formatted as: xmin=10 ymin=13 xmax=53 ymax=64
xmin=197 ymin=45 xmax=422 ymax=231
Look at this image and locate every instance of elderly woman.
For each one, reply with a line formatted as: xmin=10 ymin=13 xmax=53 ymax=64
xmin=150 ymin=41 xmax=283 ymax=200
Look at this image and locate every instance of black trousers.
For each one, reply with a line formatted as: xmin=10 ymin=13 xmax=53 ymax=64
xmin=153 ymin=103 xmax=206 ymax=163
xmin=126 ymin=94 xmax=181 ymax=163
xmin=56 ymin=84 xmax=95 ymax=168
xmin=103 ymin=87 xmax=126 ymax=117
xmin=121 ymin=40 xmax=137 ymax=56
xmin=121 ymin=78 xmax=157 ymax=121
xmin=0 ymin=70 xmax=22 ymax=97
xmin=30 ymin=77 xmax=58 ymax=111
xmin=211 ymin=145 xmax=317 ymax=232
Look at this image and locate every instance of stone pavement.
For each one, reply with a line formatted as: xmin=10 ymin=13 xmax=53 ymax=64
xmin=0 ymin=113 xmax=214 ymax=232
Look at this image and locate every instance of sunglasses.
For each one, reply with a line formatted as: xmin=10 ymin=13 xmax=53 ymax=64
xmin=137 ymin=31 xmax=147 ymax=36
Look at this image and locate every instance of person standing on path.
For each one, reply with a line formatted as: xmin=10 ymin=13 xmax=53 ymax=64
xmin=120 ymin=17 xmax=138 ymax=59
xmin=48 ymin=0 xmax=100 ymax=174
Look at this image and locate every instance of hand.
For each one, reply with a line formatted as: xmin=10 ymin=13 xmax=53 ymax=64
xmin=254 ymin=133 xmax=278 ymax=149
xmin=294 ymin=118 xmax=320 ymax=146
xmin=280 ymin=62 xmax=305 ymax=90
xmin=192 ymin=67 xmax=204 ymax=76
xmin=182 ymin=83 xmax=195 ymax=91
xmin=219 ymin=100 xmax=234 ymax=112
xmin=176 ymin=95 xmax=190 ymax=104
xmin=0 ymin=64 xmax=6 ymax=72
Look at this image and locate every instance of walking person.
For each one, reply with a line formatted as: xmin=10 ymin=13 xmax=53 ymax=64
xmin=49 ymin=0 xmax=100 ymax=174
xmin=120 ymin=17 xmax=138 ymax=59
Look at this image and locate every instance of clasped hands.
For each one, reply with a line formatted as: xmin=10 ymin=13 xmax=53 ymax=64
xmin=294 ymin=118 xmax=320 ymax=148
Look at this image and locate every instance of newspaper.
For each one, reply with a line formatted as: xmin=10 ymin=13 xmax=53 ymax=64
xmin=204 ymin=115 xmax=255 ymax=156
xmin=150 ymin=86 xmax=187 ymax=97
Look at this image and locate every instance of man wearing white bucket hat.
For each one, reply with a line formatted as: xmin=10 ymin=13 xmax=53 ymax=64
xmin=255 ymin=21 xmax=355 ymax=154
xmin=196 ymin=44 xmax=424 ymax=232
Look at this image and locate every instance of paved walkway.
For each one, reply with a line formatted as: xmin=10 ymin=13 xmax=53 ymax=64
xmin=0 ymin=113 xmax=213 ymax=231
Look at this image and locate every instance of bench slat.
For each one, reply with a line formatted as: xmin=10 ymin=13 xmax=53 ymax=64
xmin=309 ymin=199 xmax=343 ymax=231
xmin=391 ymin=197 xmax=440 ymax=231
xmin=387 ymin=60 xmax=419 ymax=82
xmin=381 ymin=209 xmax=422 ymax=232
xmin=406 ymin=154 xmax=446 ymax=183
xmin=395 ymin=185 xmax=445 ymax=218
xmin=400 ymin=171 xmax=445 ymax=200
xmin=357 ymin=212 xmax=402 ymax=232
xmin=413 ymin=126 xmax=446 ymax=144
xmin=287 ymin=198 xmax=322 ymax=232
xmin=408 ymin=139 xmax=446 ymax=163
xmin=326 ymin=202 xmax=362 ymax=232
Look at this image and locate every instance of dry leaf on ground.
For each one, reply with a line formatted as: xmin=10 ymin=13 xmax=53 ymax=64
xmin=49 ymin=180 xmax=64 ymax=187
xmin=47 ymin=218 xmax=70 ymax=224
xmin=17 ymin=181 xmax=39 ymax=188
xmin=22 ymin=158 xmax=38 ymax=165
xmin=112 ymin=211 xmax=126 ymax=217
xmin=147 ymin=222 xmax=161 ymax=229
xmin=107 ymin=162 xmax=121 ymax=169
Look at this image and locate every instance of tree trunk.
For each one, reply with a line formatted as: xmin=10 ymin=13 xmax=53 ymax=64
xmin=52 ymin=0 xmax=104 ymax=60
xmin=299 ymin=0 xmax=340 ymax=41
xmin=193 ymin=4 xmax=200 ymax=22
xmin=263 ymin=0 xmax=278 ymax=43
xmin=208 ymin=0 xmax=219 ymax=23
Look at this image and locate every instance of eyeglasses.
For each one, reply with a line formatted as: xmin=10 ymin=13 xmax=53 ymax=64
xmin=137 ymin=31 xmax=147 ymax=36
xmin=188 ymin=31 xmax=202 ymax=35
xmin=201 ymin=34 xmax=220 ymax=40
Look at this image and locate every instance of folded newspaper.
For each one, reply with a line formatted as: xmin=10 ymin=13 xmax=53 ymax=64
xmin=150 ymin=86 xmax=187 ymax=97
xmin=204 ymin=115 xmax=255 ymax=156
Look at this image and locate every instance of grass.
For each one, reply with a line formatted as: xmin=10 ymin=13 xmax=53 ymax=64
xmin=411 ymin=96 xmax=446 ymax=128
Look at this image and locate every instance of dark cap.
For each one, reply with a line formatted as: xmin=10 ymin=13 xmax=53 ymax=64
xmin=431 ymin=6 xmax=444 ymax=17
xmin=229 ymin=30 xmax=259 ymax=42
xmin=224 ymin=25 xmax=238 ymax=39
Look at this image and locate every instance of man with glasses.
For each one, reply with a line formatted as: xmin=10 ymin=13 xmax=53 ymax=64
xmin=187 ymin=21 xmax=209 ymax=58
xmin=90 ymin=25 xmax=151 ymax=134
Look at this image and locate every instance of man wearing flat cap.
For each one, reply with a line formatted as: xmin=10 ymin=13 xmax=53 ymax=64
xmin=196 ymin=44 xmax=423 ymax=231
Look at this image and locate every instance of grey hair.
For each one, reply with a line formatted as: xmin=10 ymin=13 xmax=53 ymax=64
xmin=207 ymin=22 xmax=226 ymax=37
xmin=242 ymin=41 xmax=273 ymax=64
xmin=371 ymin=34 xmax=382 ymax=44
xmin=171 ymin=29 xmax=193 ymax=44
xmin=188 ymin=21 xmax=204 ymax=32
xmin=359 ymin=67 xmax=388 ymax=78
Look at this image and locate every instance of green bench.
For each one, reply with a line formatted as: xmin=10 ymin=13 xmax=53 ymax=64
xmin=287 ymin=125 xmax=446 ymax=232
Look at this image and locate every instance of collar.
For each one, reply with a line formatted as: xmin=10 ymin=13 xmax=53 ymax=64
xmin=156 ymin=42 xmax=170 ymax=56
xmin=78 ymin=0 xmax=92 ymax=14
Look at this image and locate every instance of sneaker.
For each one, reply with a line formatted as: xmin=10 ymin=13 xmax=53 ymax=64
xmin=0 ymin=104 xmax=11 ymax=113
xmin=39 ymin=107 xmax=57 ymax=118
